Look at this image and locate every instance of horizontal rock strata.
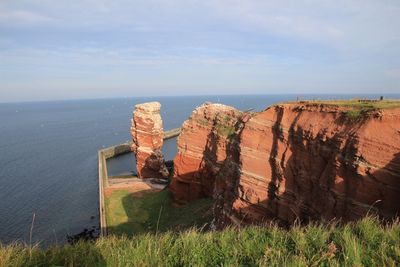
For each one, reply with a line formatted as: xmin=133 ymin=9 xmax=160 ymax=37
xmin=131 ymin=102 xmax=168 ymax=179
xmin=170 ymin=103 xmax=242 ymax=204
xmin=226 ymin=104 xmax=400 ymax=226
xmin=169 ymin=102 xmax=400 ymax=226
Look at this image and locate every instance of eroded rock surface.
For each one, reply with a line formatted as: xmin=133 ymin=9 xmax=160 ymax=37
xmin=170 ymin=102 xmax=242 ymax=204
xmin=224 ymin=104 xmax=400 ymax=226
xmin=169 ymin=102 xmax=400 ymax=226
xmin=131 ymin=102 xmax=169 ymax=179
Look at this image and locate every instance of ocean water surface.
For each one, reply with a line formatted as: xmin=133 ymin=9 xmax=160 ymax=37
xmin=0 ymin=94 xmax=396 ymax=245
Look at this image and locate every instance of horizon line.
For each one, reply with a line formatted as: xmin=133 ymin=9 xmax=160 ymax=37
xmin=1 ymin=92 xmax=399 ymax=105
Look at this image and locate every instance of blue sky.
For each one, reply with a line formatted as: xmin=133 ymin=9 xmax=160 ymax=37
xmin=0 ymin=0 xmax=399 ymax=102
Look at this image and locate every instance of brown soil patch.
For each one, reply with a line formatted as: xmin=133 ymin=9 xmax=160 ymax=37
xmin=104 ymin=179 xmax=162 ymax=197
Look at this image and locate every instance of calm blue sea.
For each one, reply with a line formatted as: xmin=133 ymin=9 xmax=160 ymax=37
xmin=0 ymin=94 xmax=397 ymax=245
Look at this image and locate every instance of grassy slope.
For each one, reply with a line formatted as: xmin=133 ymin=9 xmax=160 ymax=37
xmin=315 ymin=99 xmax=400 ymax=109
xmin=282 ymin=99 xmax=400 ymax=109
xmin=105 ymin=189 xmax=213 ymax=236
xmin=282 ymin=99 xmax=400 ymax=120
xmin=1 ymin=216 xmax=399 ymax=267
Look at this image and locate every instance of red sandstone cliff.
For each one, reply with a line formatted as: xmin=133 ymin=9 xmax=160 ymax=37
xmin=131 ymin=102 xmax=169 ymax=179
xmin=226 ymin=103 xmax=400 ymax=226
xmin=170 ymin=102 xmax=400 ymax=226
xmin=170 ymin=102 xmax=242 ymax=203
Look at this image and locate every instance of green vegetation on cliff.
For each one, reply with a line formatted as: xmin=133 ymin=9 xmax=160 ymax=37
xmin=322 ymin=99 xmax=400 ymax=120
xmin=1 ymin=216 xmax=399 ymax=267
xmin=281 ymin=99 xmax=400 ymax=120
xmin=319 ymin=99 xmax=400 ymax=109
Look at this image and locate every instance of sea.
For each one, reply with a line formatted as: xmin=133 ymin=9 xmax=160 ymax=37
xmin=0 ymin=94 xmax=397 ymax=246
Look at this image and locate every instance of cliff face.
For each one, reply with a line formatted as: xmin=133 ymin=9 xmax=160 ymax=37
xmin=170 ymin=103 xmax=242 ymax=204
xmin=223 ymin=104 xmax=400 ymax=225
xmin=170 ymin=102 xmax=400 ymax=226
xmin=131 ymin=102 xmax=168 ymax=179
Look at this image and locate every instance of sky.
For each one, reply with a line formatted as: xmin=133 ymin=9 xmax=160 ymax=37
xmin=0 ymin=0 xmax=399 ymax=102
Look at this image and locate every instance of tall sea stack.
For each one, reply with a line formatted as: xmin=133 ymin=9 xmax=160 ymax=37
xmin=131 ymin=102 xmax=169 ymax=179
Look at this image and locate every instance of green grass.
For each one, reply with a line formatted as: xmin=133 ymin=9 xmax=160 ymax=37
xmin=105 ymin=189 xmax=213 ymax=236
xmin=216 ymin=123 xmax=235 ymax=137
xmin=283 ymin=99 xmax=399 ymax=109
xmin=322 ymin=99 xmax=400 ymax=120
xmin=1 ymin=216 xmax=399 ymax=267
xmin=197 ymin=118 xmax=209 ymax=126
xmin=343 ymin=109 xmax=364 ymax=120
xmin=282 ymin=99 xmax=400 ymax=120
xmin=315 ymin=99 xmax=400 ymax=110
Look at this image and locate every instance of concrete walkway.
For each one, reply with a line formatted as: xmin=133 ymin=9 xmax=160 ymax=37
xmin=108 ymin=177 xmax=167 ymax=190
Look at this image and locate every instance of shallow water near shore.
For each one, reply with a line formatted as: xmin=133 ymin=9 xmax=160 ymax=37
xmin=0 ymin=94 xmax=397 ymax=246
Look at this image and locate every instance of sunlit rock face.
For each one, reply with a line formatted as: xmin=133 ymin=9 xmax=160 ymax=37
xmin=169 ymin=102 xmax=242 ymax=204
xmin=221 ymin=103 xmax=400 ymax=226
xmin=131 ymin=102 xmax=168 ymax=179
xmin=169 ymin=102 xmax=400 ymax=227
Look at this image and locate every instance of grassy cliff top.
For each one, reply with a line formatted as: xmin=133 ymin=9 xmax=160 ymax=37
xmin=276 ymin=99 xmax=400 ymax=120
xmin=283 ymin=99 xmax=400 ymax=110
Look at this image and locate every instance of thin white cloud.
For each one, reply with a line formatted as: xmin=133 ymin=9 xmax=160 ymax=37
xmin=208 ymin=0 xmax=400 ymax=49
xmin=0 ymin=46 xmax=274 ymax=67
xmin=0 ymin=0 xmax=399 ymax=101
xmin=1 ymin=0 xmax=399 ymax=49
xmin=0 ymin=10 xmax=54 ymax=25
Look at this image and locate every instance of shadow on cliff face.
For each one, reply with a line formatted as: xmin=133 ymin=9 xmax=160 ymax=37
xmin=168 ymin=109 xmax=249 ymax=227
xmin=231 ymin=109 xmax=400 ymax=227
xmin=200 ymin=116 xmax=220 ymax=196
xmin=213 ymin=112 xmax=250 ymax=227
xmin=363 ymin=152 xmax=400 ymax=219
xmin=265 ymin=124 xmax=354 ymax=224
xmin=268 ymin=106 xmax=285 ymax=199
xmin=241 ymin=151 xmax=399 ymax=227
xmin=171 ymin=112 xmax=243 ymax=204
xmin=141 ymin=149 xmax=169 ymax=178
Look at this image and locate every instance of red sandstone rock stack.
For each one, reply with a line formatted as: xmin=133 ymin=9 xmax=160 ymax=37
xmin=170 ymin=102 xmax=400 ymax=226
xmin=170 ymin=102 xmax=242 ymax=204
xmin=131 ymin=102 xmax=169 ymax=179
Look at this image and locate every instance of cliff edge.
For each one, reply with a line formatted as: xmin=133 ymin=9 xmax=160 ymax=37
xmin=170 ymin=102 xmax=242 ymax=203
xmin=170 ymin=101 xmax=400 ymax=226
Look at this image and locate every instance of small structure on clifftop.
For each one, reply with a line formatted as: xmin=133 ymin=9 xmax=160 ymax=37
xmin=131 ymin=102 xmax=169 ymax=180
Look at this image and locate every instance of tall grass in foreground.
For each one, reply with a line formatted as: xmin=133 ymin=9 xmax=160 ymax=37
xmin=1 ymin=216 xmax=399 ymax=267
